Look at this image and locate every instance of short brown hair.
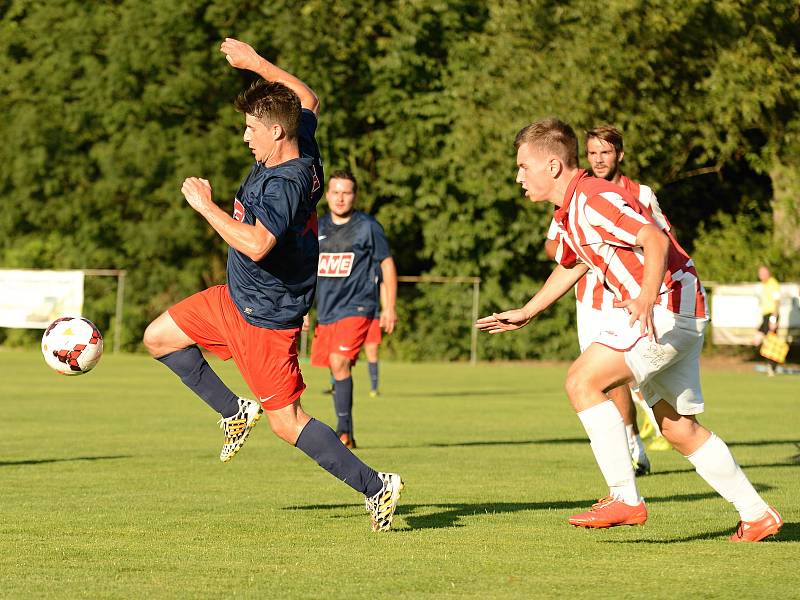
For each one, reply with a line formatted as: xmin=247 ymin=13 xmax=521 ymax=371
xmin=328 ymin=170 xmax=358 ymax=194
xmin=586 ymin=125 xmax=624 ymax=154
xmin=514 ymin=118 xmax=579 ymax=168
xmin=234 ymin=80 xmax=301 ymax=139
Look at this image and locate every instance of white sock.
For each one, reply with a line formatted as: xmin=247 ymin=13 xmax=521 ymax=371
xmin=625 ymin=424 xmax=648 ymax=464
xmin=577 ymin=401 xmax=641 ymax=506
xmin=686 ymin=433 xmax=768 ymax=522
xmin=635 ymin=394 xmax=662 ymax=436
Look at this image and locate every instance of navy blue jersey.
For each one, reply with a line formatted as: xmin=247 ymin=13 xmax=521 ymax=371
xmin=226 ymin=109 xmax=324 ymax=329
xmin=316 ymin=211 xmax=391 ymax=324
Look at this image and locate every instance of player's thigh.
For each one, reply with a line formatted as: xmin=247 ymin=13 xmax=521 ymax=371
xmin=143 ymin=310 xmax=196 ymax=356
xmin=566 ymin=343 xmax=634 ymax=396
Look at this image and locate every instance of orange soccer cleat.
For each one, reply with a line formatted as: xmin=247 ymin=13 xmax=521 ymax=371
xmin=569 ymin=496 xmax=648 ymax=528
xmin=339 ymin=432 xmax=357 ymax=449
xmin=729 ymin=507 xmax=783 ymax=542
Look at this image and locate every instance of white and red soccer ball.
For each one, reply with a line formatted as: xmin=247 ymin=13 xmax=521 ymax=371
xmin=41 ymin=317 xmax=104 ymax=375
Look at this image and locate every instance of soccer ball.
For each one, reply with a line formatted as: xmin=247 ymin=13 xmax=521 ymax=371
xmin=41 ymin=317 xmax=104 ymax=375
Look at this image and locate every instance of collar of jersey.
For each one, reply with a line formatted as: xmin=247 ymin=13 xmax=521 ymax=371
xmin=553 ymin=169 xmax=587 ymax=224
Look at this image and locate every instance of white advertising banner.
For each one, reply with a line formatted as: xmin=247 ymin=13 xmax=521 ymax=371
xmin=0 ymin=269 xmax=84 ymax=329
xmin=711 ymin=283 xmax=800 ymax=345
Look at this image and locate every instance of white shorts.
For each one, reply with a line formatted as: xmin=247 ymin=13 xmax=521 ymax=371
xmin=576 ymin=302 xmax=629 ymax=353
xmin=594 ymin=305 xmax=708 ymax=415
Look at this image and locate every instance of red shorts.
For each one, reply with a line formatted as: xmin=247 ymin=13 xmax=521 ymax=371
xmin=310 ymin=316 xmax=372 ymax=367
xmin=168 ymin=285 xmax=305 ymax=411
xmin=365 ymin=318 xmax=382 ymax=345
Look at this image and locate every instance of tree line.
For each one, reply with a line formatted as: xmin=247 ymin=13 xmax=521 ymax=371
xmin=1 ymin=0 xmax=798 ymax=360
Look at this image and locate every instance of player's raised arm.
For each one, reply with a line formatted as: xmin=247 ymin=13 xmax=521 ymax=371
xmin=220 ymin=38 xmax=320 ymax=116
xmin=475 ymin=263 xmax=588 ymax=334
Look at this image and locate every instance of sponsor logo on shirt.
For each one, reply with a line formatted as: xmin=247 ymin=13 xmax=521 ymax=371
xmin=233 ymin=198 xmax=245 ymax=222
xmin=318 ymin=252 xmax=354 ymax=277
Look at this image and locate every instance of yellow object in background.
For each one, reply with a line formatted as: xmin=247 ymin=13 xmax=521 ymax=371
xmin=760 ymin=333 xmax=789 ymax=364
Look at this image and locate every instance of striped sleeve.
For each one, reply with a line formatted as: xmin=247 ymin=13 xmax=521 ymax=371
xmin=553 ymin=231 xmax=579 ymax=268
xmin=583 ymin=191 xmax=651 ymax=247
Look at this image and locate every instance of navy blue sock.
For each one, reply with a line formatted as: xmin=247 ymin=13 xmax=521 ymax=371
xmin=368 ymin=361 xmax=379 ymax=392
xmin=156 ymin=347 xmax=240 ymax=418
xmin=333 ymin=376 xmax=353 ymax=434
xmin=295 ymin=419 xmax=382 ymax=496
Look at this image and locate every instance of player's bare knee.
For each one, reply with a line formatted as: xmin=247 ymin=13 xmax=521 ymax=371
xmin=142 ymin=322 xmax=164 ymax=357
xmin=564 ymin=372 xmax=590 ymax=405
xmin=329 ymin=355 xmax=351 ymax=380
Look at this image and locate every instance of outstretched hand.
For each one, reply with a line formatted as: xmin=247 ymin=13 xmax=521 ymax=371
xmin=220 ymin=38 xmax=261 ymax=71
xmin=474 ymin=309 xmax=532 ymax=334
xmin=613 ymin=296 xmax=656 ymax=340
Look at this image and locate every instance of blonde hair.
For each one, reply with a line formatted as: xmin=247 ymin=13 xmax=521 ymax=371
xmin=514 ymin=118 xmax=579 ymax=168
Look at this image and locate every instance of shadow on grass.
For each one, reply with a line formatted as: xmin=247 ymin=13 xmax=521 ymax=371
xmin=388 ymin=389 xmax=532 ymax=398
xmin=370 ymin=437 xmax=589 ymax=450
xmin=0 ymin=455 xmax=131 ymax=467
xmin=285 ymin=489 xmax=756 ymax=531
xmin=605 ymin=521 xmax=797 ymax=544
xmin=726 ymin=439 xmax=800 ymax=448
xmin=644 ymin=462 xmax=798 ymax=478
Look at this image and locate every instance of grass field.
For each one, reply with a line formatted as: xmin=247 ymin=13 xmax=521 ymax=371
xmin=1 ymin=349 xmax=798 ymax=599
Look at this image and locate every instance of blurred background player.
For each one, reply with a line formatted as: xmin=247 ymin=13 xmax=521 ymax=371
xmin=754 ymin=265 xmax=781 ymax=376
xmin=143 ymin=39 xmax=401 ymax=532
xmin=544 ymin=125 xmax=665 ymax=472
xmin=310 ymin=171 xmax=397 ymax=448
xmin=477 ymin=118 xmax=781 ymax=542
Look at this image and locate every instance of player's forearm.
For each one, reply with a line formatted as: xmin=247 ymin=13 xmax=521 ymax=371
xmin=252 ymin=57 xmax=319 ymax=114
xmin=637 ymin=225 xmax=669 ymax=301
xmin=522 ymin=263 xmax=588 ymax=318
xmin=199 ymin=203 xmax=276 ymax=261
xmin=380 ymin=258 xmax=398 ymax=311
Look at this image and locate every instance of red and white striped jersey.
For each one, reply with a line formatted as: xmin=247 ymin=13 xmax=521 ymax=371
xmin=546 ymin=174 xmax=669 ymax=310
xmin=551 ymin=170 xmax=707 ymax=318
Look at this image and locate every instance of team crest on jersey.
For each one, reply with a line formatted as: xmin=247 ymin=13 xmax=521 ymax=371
xmin=318 ymin=252 xmax=354 ymax=277
xmin=232 ymin=198 xmax=245 ymax=222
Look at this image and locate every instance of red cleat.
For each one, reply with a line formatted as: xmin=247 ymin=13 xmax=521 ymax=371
xmin=729 ymin=507 xmax=782 ymax=542
xmin=569 ymin=496 xmax=648 ymax=528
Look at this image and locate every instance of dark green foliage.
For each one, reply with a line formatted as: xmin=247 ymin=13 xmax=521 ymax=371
xmin=1 ymin=0 xmax=798 ymax=358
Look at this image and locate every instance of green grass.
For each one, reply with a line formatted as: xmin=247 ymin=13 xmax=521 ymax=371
xmin=1 ymin=349 xmax=798 ymax=599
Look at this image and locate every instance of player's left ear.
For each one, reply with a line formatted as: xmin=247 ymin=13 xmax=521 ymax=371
xmin=618 ymin=149 xmax=625 ymax=163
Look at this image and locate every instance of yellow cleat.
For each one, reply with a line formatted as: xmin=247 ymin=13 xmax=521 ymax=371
xmin=648 ymin=436 xmax=672 ymax=452
xmin=365 ymin=472 xmax=403 ymax=532
xmin=639 ymin=419 xmax=655 ymax=440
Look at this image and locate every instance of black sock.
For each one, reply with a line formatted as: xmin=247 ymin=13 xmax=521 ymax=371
xmin=156 ymin=347 xmax=240 ymax=418
xmin=295 ymin=419 xmax=382 ymax=496
xmin=333 ymin=376 xmax=353 ymax=434
xmin=368 ymin=361 xmax=379 ymax=392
